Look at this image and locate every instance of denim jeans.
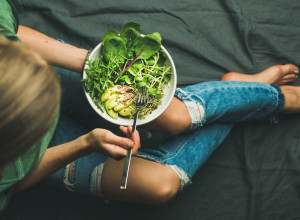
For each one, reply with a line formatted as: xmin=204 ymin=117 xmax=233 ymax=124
xmin=46 ymin=68 xmax=284 ymax=195
xmin=138 ymin=81 xmax=284 ymax=188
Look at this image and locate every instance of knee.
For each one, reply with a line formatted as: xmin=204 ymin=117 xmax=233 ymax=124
xmin=153 ymin=186 xmax=177 ymax=205
xmin=145 ymin=97 xmax=191 ymax=135
xmin=164 ymin=111 xmax=191 ymax=135
xmin=150 ymin=173 xmax=180 ymax=205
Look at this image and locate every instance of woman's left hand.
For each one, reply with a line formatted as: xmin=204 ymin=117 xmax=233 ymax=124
xmin=86 ymin=127 xmax=140 ymax=159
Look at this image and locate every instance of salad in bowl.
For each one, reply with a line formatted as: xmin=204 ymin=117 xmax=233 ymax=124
xmin=82 ymin=22 xmax=177 ymax=126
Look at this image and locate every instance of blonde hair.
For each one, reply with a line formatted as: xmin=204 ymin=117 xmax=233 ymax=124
xmin=0 ymin=36 xmax=61 ymax=166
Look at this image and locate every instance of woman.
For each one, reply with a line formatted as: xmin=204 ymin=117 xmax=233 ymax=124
xmin=1 ymin=0 xmax=300 ymax=211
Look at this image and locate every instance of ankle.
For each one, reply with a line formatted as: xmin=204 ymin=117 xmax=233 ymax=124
xmin=221 ymin=72 xmax=237 ymax=81
xmin=281 ymin=86 xmax=300 ymax=113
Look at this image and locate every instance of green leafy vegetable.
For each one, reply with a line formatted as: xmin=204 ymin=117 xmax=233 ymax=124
xmin=102 ymin=36 xmax=127 ymax=64
xmin=102 ymin=30 xmax=119 ymax=45
xmin=134 ymin=32 xmax=162 ymax=59
xmin=120 ymin=22 xmax=141 ymax=49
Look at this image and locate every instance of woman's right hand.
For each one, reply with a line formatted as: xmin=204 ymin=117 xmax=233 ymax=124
xmin=85 ymin=127 xmax=140 ymax=159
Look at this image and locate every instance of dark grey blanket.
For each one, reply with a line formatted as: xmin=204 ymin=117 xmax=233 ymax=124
xmin=4 ymin=0 xmax=300 ymax=219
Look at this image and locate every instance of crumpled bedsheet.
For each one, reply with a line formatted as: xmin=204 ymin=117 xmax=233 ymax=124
xmin=4 ymin=0 xmax=300 ymax=219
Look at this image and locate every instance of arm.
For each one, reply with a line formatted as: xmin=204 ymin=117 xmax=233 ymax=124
xmin=16 ymin=25 xmax=88 ymax=73
xmin=12 ymin=127 xmax=140 ymax=192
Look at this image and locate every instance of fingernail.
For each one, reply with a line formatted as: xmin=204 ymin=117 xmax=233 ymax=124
xmin=294 ymin=69 xmax=299 ymax=74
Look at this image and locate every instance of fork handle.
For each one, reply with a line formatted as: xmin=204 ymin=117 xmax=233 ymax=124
xmin=130 ymin=110 xmax=138 ymax=138
xmin=120 ymin=110 xmax=139 ymax=189
xmin=120 ymin=148 xmax=132 ymax=190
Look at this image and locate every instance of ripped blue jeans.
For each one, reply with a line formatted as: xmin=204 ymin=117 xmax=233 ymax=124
xmin=45 ymin=68 xmax=284 ymax=195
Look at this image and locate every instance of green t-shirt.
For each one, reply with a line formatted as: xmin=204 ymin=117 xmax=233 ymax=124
xmin=0 ymin=0 xmax=19 ymax=41
xmin=0 ymin=116 xmax=59 ymax=211
xmin=0 ymin=0 xmax=59 ymax=211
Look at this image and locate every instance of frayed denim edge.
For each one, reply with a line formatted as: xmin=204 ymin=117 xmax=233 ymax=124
xmin=169 ymin=165 xmax=192 ymax=191
xmin=63 ymin=164 xmax=74 ymax=192
xmin=90 ymin=162 xmax=105 ymax=197
xmin=268 ymin=84 xmax=285 ymax=119
xmin=175 ymin=88 xmax=205 ymax=130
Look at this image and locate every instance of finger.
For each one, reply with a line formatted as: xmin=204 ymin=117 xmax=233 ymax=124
xmin=119 ymin=125 xmax=127 ymax=133
xmin=105 ymin=132 xmax=134 ymax=149
xmin=119 ymin=126 xmax=140 ymax=154
xmin=119 ymin=126 xmax=132 ymax=138
xmin=126 ymin=126 xmax=133 ymax=138
xmin=127 ymin=126 xmax=133 ymax=133
xmin=105 ymin=144 xmax=128 ymax=159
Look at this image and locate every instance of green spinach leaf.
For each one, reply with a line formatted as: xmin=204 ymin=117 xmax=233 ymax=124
xmin=135 ymin=32 xmax=162 ymax=59
xmin=102 ymin=36 xmax=127 ymax=64
xmin=120 ymin=22 xmax=141 ymax=50
xmin=102 ymin=30 xmax=119 ymax=45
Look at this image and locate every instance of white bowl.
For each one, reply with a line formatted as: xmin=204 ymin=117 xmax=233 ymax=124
xmin=83 ymin=41 xmax=177 ymax=126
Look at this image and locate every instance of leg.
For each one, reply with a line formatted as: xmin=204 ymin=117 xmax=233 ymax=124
xmin=221 ymin=64 xmax=300 ymax=113
xmin=48 ymin=118 xmax=180 ymax=205
xmin=147 ymin=81 xmax=284 ymax=134
xmin=48 ymin=122 xmax=232 ymax=205
xmin=146 ymin=64 xmax=299 ymax=135
xmin=280 ymin=85 xmax=300 ymax=113
xmin=143 ymin=97 xmax=192 ymax=134
xmin=221 ymin=64 xmax=299 ymax=85
xmin=102 ymin=157 xmax=180 ymax=205
xmin=102 ymin=123 xmax=233 ymax=205
xmin=47 ymin=79 xmax=234 ymax=205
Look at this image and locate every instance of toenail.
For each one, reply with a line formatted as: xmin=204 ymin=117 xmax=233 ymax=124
xmin=294 ymin=69 xmax=299 ymax=74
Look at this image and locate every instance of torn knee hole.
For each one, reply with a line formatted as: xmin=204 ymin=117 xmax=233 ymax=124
xmin=64 ymin=161 xmax=75 ymax=191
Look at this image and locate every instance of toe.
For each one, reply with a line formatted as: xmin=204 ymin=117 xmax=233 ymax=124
xmin=266 ymin=64 xmax=298 ymax=76
xmin=282 ymin=73 xmax=298 ymax=80
xmin=281 ymin=64 xmax=299 ymax=75
xmin=278 ymin=80 xmax=295 ymax=86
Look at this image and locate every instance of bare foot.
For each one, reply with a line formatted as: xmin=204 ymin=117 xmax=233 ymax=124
xmin=281 ymin=85 xmax=300 ymax=113
xmin=221 ymin=64 xmax=299 ymax=86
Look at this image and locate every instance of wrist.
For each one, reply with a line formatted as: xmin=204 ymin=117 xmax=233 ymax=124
xmin=81 ymin=49 xmax=92 ymax=74
xmin=79 ymin=133 xmax=94 ymax=155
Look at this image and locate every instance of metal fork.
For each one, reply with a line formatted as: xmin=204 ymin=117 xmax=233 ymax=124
xmin=120 ymin=87 xmax=149 ymax=189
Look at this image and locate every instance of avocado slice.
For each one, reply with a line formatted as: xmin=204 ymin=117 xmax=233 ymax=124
xmin=101 ymin=85 xmax=136 ymax=119
xmin=101 ymin=85 xmax=134 ymax=102
xmin=101 ymin=85 xmax=120 ymax=102
xmin=107 ymin=109 xmax=118 ymax=119
xmin=104 ymin=94 xmax=117 ymax=109
xmin=118 ymin=105 xmax=135 ymax=117
xmin=106 ymin=94 xmax=125 ymax=110
xmin=114 ymin=93 xmax=135 ymax=111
